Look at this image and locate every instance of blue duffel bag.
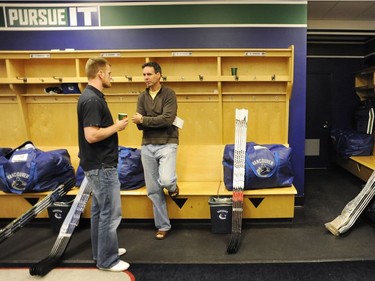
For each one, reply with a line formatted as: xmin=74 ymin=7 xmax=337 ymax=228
xmin=331 ymin=128 xmax=374 ymax=159
xmin=117 ymin=146 xmax=145 ymax=190
xmin=0 ymin=141 xmax=75 ymax=194
xmin=75 ymin=146 xmax=145 ymax=190
xmin=223 ymin=142 xmax=294 ymax=190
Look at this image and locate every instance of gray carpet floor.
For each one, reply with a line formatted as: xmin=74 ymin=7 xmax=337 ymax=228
xmin=1 ymin=167 xmax=374 ymax=265
xmin=0 ymin=167 xmax=375 ymax=280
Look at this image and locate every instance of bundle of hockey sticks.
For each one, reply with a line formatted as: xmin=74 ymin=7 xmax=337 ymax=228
xmin=0 ymin=177 xmax=75 ymax=244
xmin=325 ymin=170 xmax=375 ymax=236
xmin=30 ymin=177 xmax=92 ymax=276
xmin=227 ymin=109 xmax=248 ymax=254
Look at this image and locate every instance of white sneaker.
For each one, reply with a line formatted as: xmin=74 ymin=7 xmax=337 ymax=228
xmin=118 ymin=248 xmax=126 ymax=256
xmin=98 ymin=260 xmax=130 ymax=272
xmin=93 ymin=248 xmax=127 ymax=261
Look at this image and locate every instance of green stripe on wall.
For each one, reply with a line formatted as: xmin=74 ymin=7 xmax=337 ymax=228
xmin=100 ymin=4 xmax=307 ymax=26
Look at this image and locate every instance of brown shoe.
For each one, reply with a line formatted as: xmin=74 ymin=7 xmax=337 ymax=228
xmin=155 ymin=230 xmax=168 ymax=240
xmin=168 ymin=185 xmax=179 ymax=198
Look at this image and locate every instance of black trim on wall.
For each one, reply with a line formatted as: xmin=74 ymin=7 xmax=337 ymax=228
xmin=307 ymin=43 xmax=365 ymax=58
xmin=365 ymin=38 xmax=375 ymax=67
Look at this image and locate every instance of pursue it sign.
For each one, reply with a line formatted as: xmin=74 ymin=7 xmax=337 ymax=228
xmin=4 ymin=6 xmax=99 ymax=28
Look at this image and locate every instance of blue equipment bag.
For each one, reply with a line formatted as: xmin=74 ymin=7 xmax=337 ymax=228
xmin=75 ymin=165 xmax=85 ymax=187
xmin=0 ymin=141 xmax=75 ymax=194
xmin=223 ymin=142 xmax=294 ymax=190
xmin=331 ymin=128 xmax=374 ymax=159
xmin=61 ymin=83 xmax=81 ymax=94
xmin=117 ymin=146 xmax=145 ymax=190
xmin=76 ymin=146 xmax=145 ymax=190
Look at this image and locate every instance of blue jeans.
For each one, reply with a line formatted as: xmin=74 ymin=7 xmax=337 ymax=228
xmin=141 ymin=144 xmax=178 ymax=231
xmin=85 ymin=167 xmax=122 ymax=269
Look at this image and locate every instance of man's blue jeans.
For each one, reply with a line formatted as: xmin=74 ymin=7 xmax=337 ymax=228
xmin=85 ymin=167 xmax=122 ymax=269
xmin=141 ymin=144 xmax=178 ymax=231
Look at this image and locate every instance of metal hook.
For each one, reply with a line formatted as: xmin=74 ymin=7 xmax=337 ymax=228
xmin=53 ymin=76 xmax=62 ymax=82
xmin=16 ymin=76 xmax=27 ymax=83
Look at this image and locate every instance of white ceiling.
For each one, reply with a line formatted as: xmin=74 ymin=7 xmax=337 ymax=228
xmin=308 ymin=1 xmax=375 ymax=30
xmin=307 ymin=1 xmax=375 ymax=43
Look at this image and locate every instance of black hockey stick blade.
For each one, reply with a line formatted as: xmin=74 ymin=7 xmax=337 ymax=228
xmin=29 ymin=257 xmax=60 ymax=276
xmin=29 ymin=235 xmax=72 ymax=276
xmin=29 ymin=178 xmax=91 ymax=277
xmin=227 ymin=232 xmax=241 ymax=254
xmin=29 ymin=234 xmax=73 ymax=277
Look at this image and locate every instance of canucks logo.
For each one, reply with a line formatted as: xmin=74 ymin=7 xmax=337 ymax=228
xmin=7 ymin=172 xmax=30 ymax=191
xmin=250 ymin=145 xmax=275 ymax=177
xmin=256 ymin=163 xmax=272 ymax=176
xmin=217 ymin=209 xmax=229 ymax=220
xmin=11 ymin=177 xmax=27 ymax=191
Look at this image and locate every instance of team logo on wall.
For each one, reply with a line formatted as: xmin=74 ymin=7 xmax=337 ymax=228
xmin=4 ymin=6 xmax=99 ymax=28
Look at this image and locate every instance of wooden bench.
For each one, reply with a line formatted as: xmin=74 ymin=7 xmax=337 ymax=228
xmin=0 ymin=145 xmax=297 ymax=220
xmin=336 ymin=155 xmax=375 ymax=182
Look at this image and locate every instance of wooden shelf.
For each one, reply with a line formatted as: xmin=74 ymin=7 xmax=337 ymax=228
xmin=7 ymin=77 xmax=80 ymax=84
xmin=0 ymin=48 xmax=296 ymax=220
xmin=355 ymin=85 xmax=375 ymax=91
xmin=0 ymin=47 xmax=294 ymax=146
xmin=339 ymin=67 xmax=375 ymax=180
xmin=355 ymin=67 xmax=375 ymax=100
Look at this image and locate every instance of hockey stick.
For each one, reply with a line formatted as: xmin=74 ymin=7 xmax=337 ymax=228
xmin=325 ymin=170 xmax=375 ymax=236
xmin=227 ymin=109 xmax=248 ymax=254
xmin=227 ymin=190 xmax=244 ymax=253
xmin=0 ymin=177 xmax=75 ymax=244
xmin=29 ymin=177 xmax=92 ymax=276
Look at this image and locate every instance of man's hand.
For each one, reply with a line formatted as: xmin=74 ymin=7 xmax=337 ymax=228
xmin=116 ymin=117 xmax=129 ymax=131
xmin=132 ymin=112 xmax=143 ymax=124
